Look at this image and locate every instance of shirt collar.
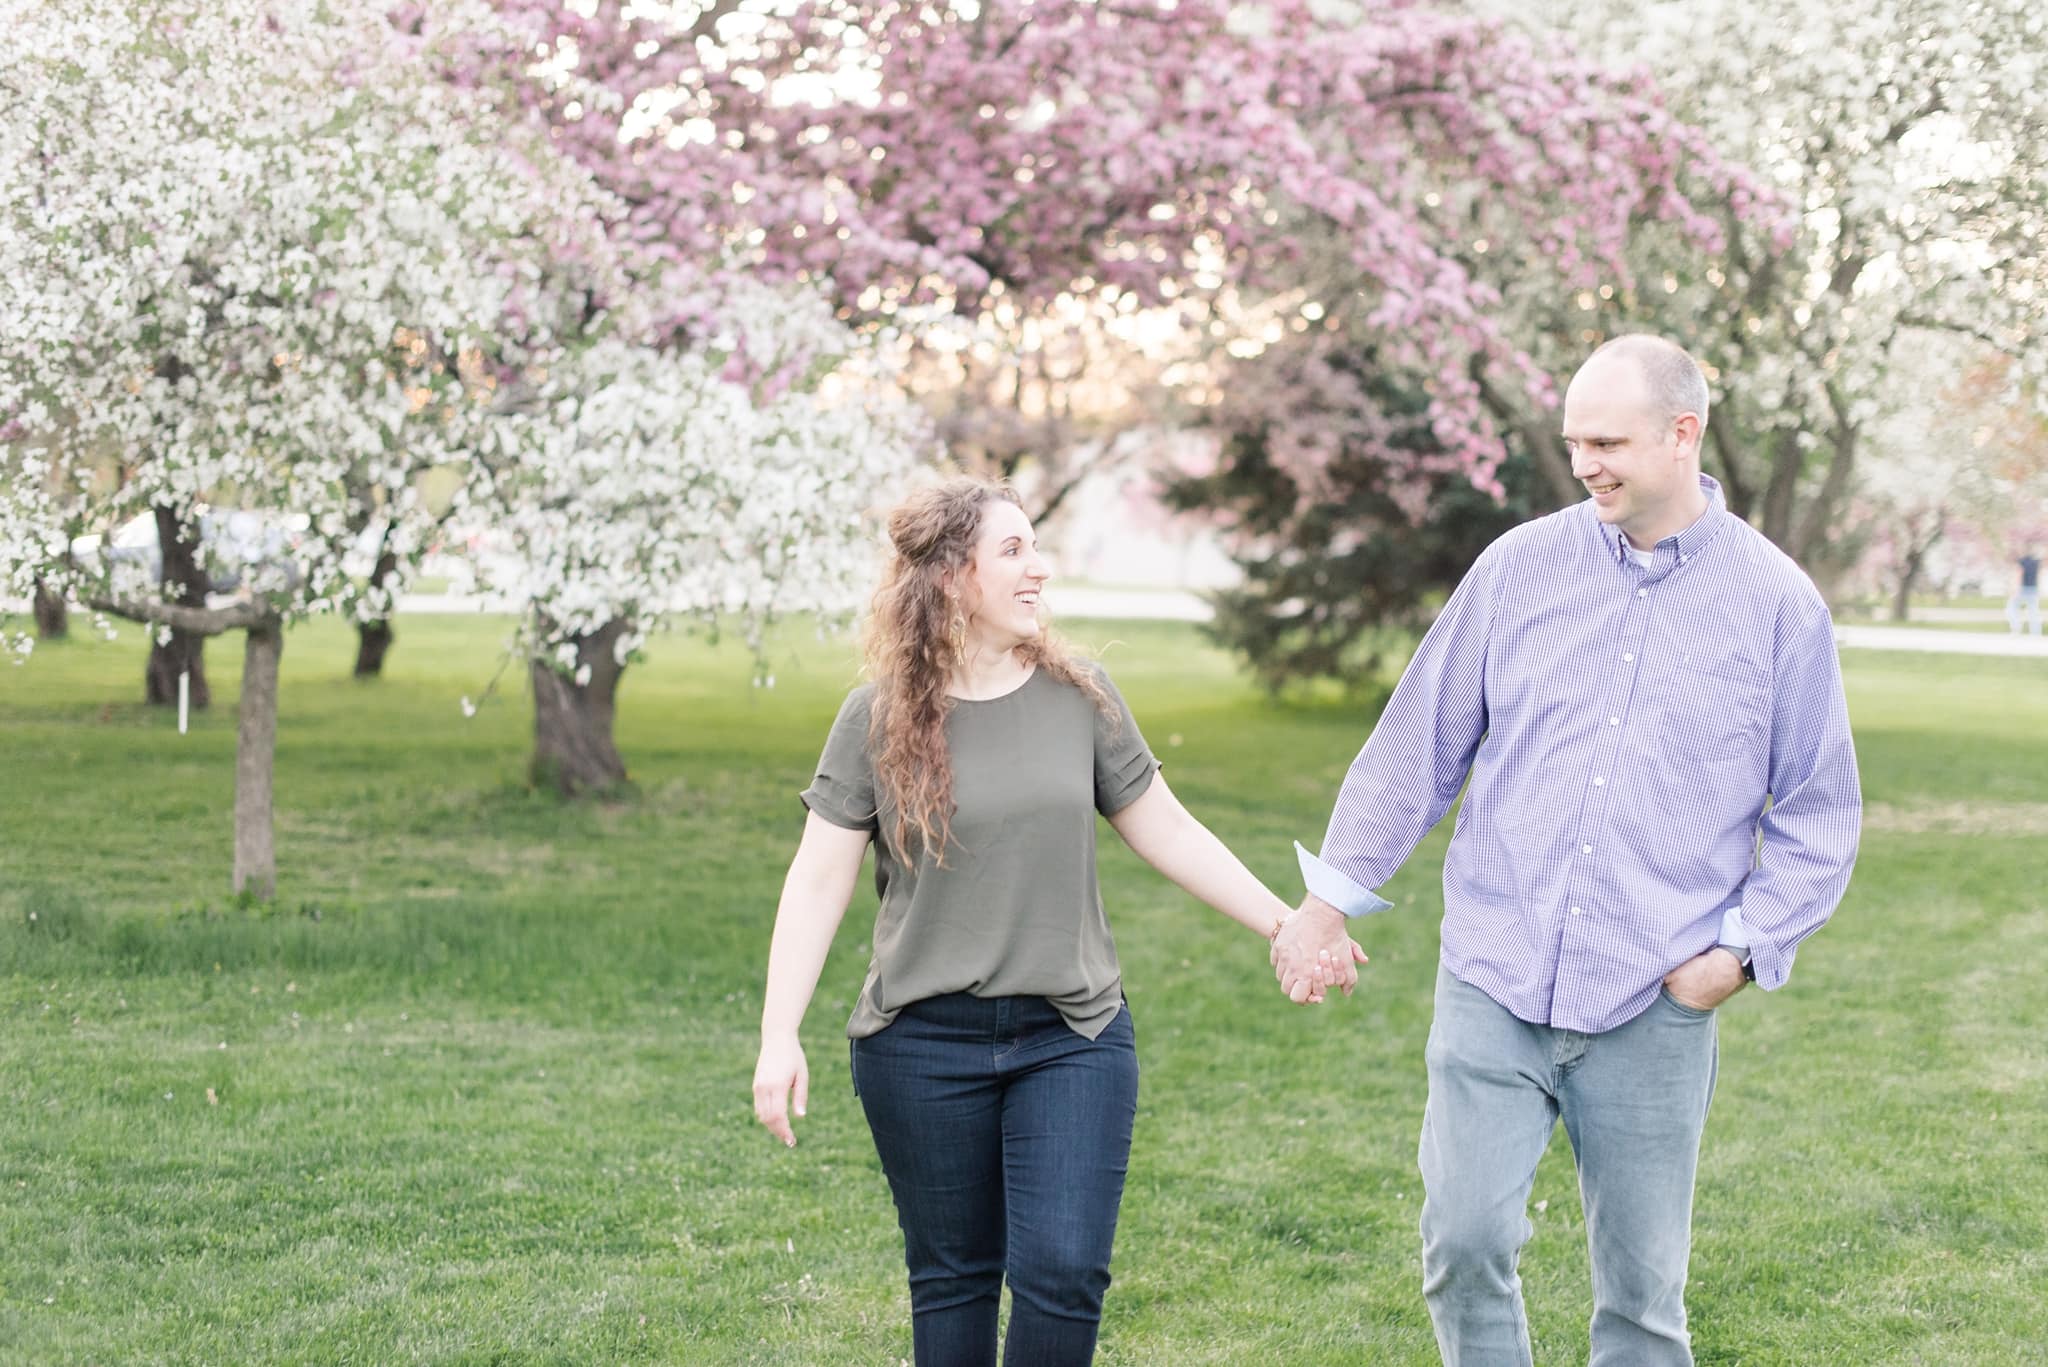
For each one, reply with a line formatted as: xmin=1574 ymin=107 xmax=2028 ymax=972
xmin=1600 ymin=474 xmax=1730 ymax=571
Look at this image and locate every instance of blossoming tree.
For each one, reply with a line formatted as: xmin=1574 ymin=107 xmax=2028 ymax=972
xmin=0 ymin=0 xmax=614 ymax=893
xmin=1476 ymin=0 xmax=2048 ymax=571
xmin=487 ymin=0 xmax=1756 ymax=511
xmin=1857 ymin=345 xmax=2048 ymax=612
xmin=479 ymin=277 xmax=929 ymax=794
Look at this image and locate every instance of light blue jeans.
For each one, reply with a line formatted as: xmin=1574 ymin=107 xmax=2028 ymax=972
xmin=1419 ymin=964 xmax=1718 ymax=1367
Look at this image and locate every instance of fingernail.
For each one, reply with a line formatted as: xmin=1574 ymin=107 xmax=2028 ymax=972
xmin=794 ymin=1105 xmax=805 ymax=1116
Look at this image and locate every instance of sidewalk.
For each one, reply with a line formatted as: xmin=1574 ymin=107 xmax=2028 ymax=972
xmin=10 ymin=588 xmax=2047 ymax=657
xmin=380 ymin=585 xmax=1221 ymax=621
xmin=1046 ymin=589 xmax=2048 ymax=658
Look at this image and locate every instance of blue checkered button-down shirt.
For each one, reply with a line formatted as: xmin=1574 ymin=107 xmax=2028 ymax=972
xmin=1299 ymin=477 xmax=1862 ymax=1033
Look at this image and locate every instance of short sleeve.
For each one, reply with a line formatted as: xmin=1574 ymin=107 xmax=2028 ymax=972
xmin=800 ymin=687 xmax=879 ymax=832
xmin=1090 ymin=665 xmax=1160 ymax=816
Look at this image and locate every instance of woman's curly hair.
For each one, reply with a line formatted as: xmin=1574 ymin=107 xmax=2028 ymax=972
xmin=863 ymin=476 xmax=1113 ymax=863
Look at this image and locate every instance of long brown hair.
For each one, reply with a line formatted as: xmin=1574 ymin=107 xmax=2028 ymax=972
xmin=863 ymin=476 xmax=1113 ymax=863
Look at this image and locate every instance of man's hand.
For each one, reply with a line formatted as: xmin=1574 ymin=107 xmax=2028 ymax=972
xmin=1271 ymin=896 xmax=1368 ymax=1004
xmin=1663 ymin=948 xmax=1748 ymax=1012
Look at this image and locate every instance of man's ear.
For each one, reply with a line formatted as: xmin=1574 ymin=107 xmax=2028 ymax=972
xmin=1672 ymin=411 xmax=1703 ymax=459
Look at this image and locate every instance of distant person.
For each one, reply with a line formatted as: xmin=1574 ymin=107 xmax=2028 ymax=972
xmin=2009 ymin=549 xmax=2041 ymax=636
xmin=1274 ymin=335 xmax=1863 ymax=1365
xmin=751 ymin=476 xmax=1359 ymax=1366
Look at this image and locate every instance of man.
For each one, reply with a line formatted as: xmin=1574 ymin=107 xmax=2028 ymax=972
xmin=1275 ymin=335 xmax=1862 ymax=1365
xmin=2008 ymin=548 xmax=2041 ymax=637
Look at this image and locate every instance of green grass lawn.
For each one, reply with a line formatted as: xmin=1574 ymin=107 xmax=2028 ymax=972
xmin=2 ymin=616 xmax=2044 ymax=1364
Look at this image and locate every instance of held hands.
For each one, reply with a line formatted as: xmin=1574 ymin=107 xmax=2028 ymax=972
xmin=752 ymin=1033 xmax=809 ymax=1147
xmin=1271 ymin=897 xmax=1368 ymax=1004
xmin=1663 ymin=947 xmax=1748 ymax=1012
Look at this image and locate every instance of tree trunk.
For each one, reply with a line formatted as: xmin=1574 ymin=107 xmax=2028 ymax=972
xmin=1478 ymin=368 xmax=1582 ymax=511
xmin=1790 ymin=396 xmax=1862 ymax=569
xmin=32 ymin=579 xmax=68 ymax=639
xmin=353 ymin=547 xmax=402 ymax=678
xmin=1707 ymin=420 xmax=1754 ymax=522
xmin=145 ymin=505 xmax=212 ymax=709
xmin=1517 ymin=424 xmax=1583 ymax=512
xmin=530 ymin=617 xmax=631 ymax=796
xmin=1757 ymin=427 xmax=1805 ymax=551
xmin=1891 ymin=562 xmax=1919 ymax=623
xmin=234 ymin=620 xmax=283 ymax=900
xmin=1891 ymin=517 xmax=1941 ymax=623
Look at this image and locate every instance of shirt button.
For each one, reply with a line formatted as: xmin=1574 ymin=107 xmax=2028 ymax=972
xmin=1594 ymin=776 xmax=1606 ymax=786
xmin=1623 ymin=652 xmax=1635 ymax=663
xmin=1637 ymin=587 xmax=1649 ymax=598
xmin=1609 ymin=716 xmax=1620 ymax=726
xmin=1581 ymin=844 xmax=1593 ymax=854
xmin=1570 ymin=906 xmax=1584 ymax=916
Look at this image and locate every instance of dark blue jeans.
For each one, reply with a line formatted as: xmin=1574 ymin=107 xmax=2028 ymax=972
xmin=851 ymin=993 xmax=1139 ymax=1367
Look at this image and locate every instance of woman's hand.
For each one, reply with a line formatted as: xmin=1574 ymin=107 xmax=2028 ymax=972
xmin=753 ymin=1032 xmax=810 ymax=1147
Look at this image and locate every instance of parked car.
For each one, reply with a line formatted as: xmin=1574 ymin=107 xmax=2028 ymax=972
xmin=69 ymin=508 xmax=309 ymax=594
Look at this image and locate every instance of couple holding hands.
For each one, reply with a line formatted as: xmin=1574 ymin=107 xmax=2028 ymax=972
xmin=752 ymin=336 xmax=1862 ymax=1367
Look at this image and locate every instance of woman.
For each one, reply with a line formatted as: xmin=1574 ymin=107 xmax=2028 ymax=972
xmin=751 ymin=476 xmax=1360 ymax=1366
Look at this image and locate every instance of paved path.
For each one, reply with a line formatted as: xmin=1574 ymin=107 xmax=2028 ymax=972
xmin=11 ymin=587 xmax=2046 ymax=658
xmin=1051 ymin=589 xmax=2048 ymax=658
xmin=1043 ymin=589 xmax=2048 ymax=658
xmin=378 ymin=586 xmax=1222 ymax=622
xmin=1906 ymin=606 xmax=2006 ymax=623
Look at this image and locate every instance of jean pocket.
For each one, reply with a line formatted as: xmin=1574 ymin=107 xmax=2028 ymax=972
xmin=1659 ymin=986 xmax=1715 ymax=1020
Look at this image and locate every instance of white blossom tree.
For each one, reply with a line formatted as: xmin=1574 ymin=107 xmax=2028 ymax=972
xmin=480 ymin=276 xmax=930 ymax=794
xmin=1851 ymin=334 xmax=2008 ymax=617
xmin=0 ymin=0 xmax=617 ymax=895
xmin=1468 ymin=0 xmax=2048 ymax=573
xmin=1867 ymin=346 xmax=2048 ymax=607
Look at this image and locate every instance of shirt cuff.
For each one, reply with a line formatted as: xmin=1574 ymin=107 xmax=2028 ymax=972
xmin=1295 ymin=842 xmax=1395 ymax=919
xmin=1716 ymin=905 xmax=1749 ymax=949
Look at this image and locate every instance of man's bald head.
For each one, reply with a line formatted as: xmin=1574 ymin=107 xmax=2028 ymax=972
xmin=1578 ymin=334 xmax=1711 ymax=433
xmin=1561 ymin=334 xmax=1714 ymax=547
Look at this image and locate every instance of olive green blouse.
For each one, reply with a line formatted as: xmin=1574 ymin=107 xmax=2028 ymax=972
xmin=801 ymin=663 xmax=1159 ymax=1040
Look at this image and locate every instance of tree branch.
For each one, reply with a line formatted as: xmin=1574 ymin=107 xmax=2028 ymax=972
xmin=1791 ymin=379 xmax=1862 ymax=560
xmin=85 ymin=594 xmax=277 ymax=636
xmin=1708 ymin=417 xmax=1753 ymax=517
xmin=1898 ymin=311 xmax=2020 ymax=355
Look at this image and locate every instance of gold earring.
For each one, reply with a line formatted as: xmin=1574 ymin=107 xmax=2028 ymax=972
xmin=948 ymin=608 xmax=966 ymax=656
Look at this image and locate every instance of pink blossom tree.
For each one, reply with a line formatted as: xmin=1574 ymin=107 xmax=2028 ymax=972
xmin=483 ymin=0 xmax=1763 ymax=509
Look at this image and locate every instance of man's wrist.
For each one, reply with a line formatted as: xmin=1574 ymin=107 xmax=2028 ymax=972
xmin=1715 ymin=942 xmax=1756 ymax=982
xmin=1274 ymin=899 xmax=1343 ymax=945
xmin=1300 ymin=894 xmax=1345 ymax=923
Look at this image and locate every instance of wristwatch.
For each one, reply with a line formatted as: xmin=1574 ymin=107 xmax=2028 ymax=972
xmin=1716 ymin=942 xmax=1756 ymax=982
